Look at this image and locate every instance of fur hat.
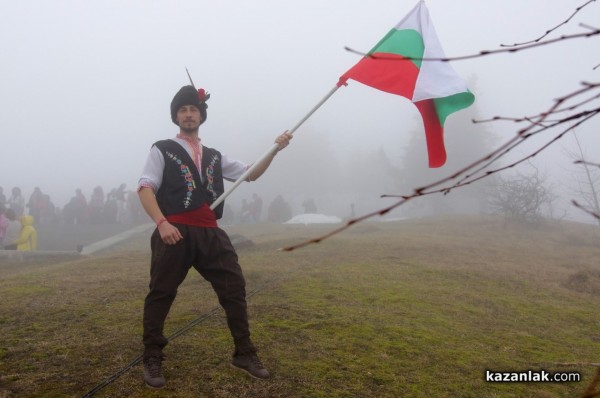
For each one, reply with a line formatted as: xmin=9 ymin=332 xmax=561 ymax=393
xmin=170 ymin=85 xmax=210 ymax=125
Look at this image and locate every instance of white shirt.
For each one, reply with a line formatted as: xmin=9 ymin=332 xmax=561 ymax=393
xmin=138 ymin=137 xmax=248 ymax=192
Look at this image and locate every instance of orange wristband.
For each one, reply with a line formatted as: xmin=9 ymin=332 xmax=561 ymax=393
xmin=156 ymin=217 xmax=167 ymax=227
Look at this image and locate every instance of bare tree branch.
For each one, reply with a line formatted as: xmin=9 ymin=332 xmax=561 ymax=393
xmin=344 ymin=28 xmax=600 ymax=63
xmin=573 ymin=200 xmax=600 ymax=220
xmin=500 ymin=0 xmax=596 ymax=47
xmin=567 ymin=133 xmax=600 ymax=225
xmin=282 ymin=7 xmax=600 ymax=251
xmin=575 ymin=160 xmax=600 ymax=168
xmin=281 ymin=81 xmax=600 ymax=251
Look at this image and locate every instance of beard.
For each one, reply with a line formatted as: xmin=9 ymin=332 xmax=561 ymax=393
xmin=179 ymin=120 xmax=200 ymax=134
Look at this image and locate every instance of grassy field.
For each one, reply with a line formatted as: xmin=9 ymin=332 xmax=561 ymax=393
xmin=1 ymin=215 xmax=599 ymax=397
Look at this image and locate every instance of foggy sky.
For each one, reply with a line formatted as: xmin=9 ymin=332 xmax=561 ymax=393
xmin=1 ymin=0 xmax=599 ymax=221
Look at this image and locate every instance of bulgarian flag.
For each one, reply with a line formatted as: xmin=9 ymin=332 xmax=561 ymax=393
xmin=337 ymin=1 xmax=475 ymax=168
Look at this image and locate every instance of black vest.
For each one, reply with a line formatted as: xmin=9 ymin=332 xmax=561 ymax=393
xmin=153 ymin=139 xmax=225 ymax=219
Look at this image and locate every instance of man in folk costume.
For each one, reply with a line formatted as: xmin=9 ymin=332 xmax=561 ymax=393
xmin=138 ymin=85 xmax=291 ymax=388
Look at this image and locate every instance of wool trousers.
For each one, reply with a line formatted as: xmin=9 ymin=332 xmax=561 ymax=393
xmin=142 ymin=224 xmax=254 ymax=357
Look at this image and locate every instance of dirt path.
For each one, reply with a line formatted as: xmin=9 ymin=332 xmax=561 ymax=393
xmin=34 ymin=222 xmax=148 ymax=251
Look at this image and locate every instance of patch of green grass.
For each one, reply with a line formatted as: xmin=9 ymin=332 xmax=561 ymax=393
xmin=0 ymin=216 xmax=599 ymax=397
xmin=0 ymin=284 xmax=54 ymax=296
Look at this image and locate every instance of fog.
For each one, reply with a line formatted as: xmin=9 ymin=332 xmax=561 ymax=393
xmin=1 ymin=0 xmax=599 ymax=223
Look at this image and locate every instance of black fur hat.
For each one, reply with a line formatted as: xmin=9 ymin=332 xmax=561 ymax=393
xmin=170 ymin=85 xmax=210 ymax=125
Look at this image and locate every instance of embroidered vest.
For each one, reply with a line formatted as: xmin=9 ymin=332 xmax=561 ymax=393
xmin=153 ymin=139 xmax=225 ymax=219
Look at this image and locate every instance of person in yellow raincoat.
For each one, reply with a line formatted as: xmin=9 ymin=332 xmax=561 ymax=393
xmin=15 ymin=215 xmax=37 ymax=251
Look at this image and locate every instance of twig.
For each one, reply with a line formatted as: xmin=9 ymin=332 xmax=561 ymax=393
xmin=572 ymin=200 xmax=600 ymax=220
xmin=344 ymin=29 xmax=600 ymax=63
xmin=575 ymin=160 xmax=600 ymax=168
xmin=283 ymin=5 xmax=600 ymax=251
xmin=500 ymin=0 xmax=596 ymax=47
xmin=281 ymin=82 xmax=600 ymax=251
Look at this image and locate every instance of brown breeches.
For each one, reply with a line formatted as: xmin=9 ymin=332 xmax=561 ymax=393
xmin=142 ymin=224 xmax=253 ymax=356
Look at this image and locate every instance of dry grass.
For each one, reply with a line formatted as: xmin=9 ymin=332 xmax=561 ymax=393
xmin=0 ymin=215 xmax=599 ymax=397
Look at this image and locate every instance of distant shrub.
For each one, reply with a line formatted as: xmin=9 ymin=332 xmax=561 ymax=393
xmin=563 ymin=270 xmax=600 ymax=296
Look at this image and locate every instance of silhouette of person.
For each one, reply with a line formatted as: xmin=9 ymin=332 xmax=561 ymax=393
xmin=27 ymin=187 xmax=44 ymax=224
xmin=0 ymin=205 xmax=8 ymax=246
xmin=2 ymin=209 xmax=20 ymax=250
xmin=267 ymin=195 xmax=293 ymax=223
xmin=89 ymin=186 xmax=105 ymax=224
xmin=249 ymin=193 xmax=263 ymax=223
xmin=8 ymin=187 xmax=25 ymax=217
xmin=302 ymin=198 xmax=317 ymax=213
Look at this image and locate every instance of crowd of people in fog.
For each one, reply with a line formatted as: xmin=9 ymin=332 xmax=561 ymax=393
xmin=218 ymin=193 xmax=315 ymax=225
xmin=0 ymin=184 xmax=144 ymax=226
xmin=0 ymin=184 xmax=144 ymax=250
xmin=0 ymin=184 xmax=323 ymax=251
xmin=222 ymin=194 xmax=318 ymax=225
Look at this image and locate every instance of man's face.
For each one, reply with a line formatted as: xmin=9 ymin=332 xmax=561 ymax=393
xmin=176 ymin=105 xmax=202 ymax=133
